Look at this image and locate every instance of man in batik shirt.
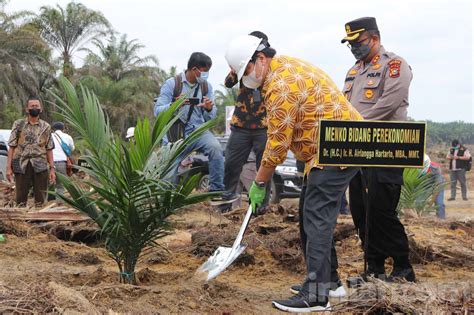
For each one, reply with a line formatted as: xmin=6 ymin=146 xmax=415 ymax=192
xmin=225 ymin=36 xmax=363 ymax=312
xmin=7 ymin=97 xmax=55 ymax=207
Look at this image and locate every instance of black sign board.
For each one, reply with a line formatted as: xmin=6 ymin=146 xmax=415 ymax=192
xmin=317 ymin=120 xmax=426 ymax=168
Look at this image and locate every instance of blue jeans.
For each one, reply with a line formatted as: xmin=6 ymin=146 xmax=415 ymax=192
xmin=435 ymin=187 xmax=445 ymax=219
xmin=180 ymin=131 xmax=224 ymax=191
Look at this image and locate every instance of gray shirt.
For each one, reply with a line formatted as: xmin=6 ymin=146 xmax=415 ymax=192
xmin=342 ymin=46 xmax=412 ymax=121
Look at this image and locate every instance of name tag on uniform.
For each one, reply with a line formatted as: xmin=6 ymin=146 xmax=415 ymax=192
xmin=367 ymin=72 xmax=381 ymax=78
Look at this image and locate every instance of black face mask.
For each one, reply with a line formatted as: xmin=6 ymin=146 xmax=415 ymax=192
xmin=28 ymin=108 xmax=41 ymax=117
xmin=350 ymin=39 xmax=372 ymax=61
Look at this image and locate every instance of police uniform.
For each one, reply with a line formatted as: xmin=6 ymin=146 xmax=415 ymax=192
xmin=341 ymin=17 xmax=415 ymax=279
xmin=342 ymin=47 xmax=412 ymax=121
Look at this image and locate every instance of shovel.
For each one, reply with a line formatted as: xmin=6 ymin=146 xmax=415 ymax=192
xmin=197 ymin=205 xmax=253 ymax=281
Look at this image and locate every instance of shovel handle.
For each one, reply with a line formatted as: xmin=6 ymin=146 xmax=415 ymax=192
xmin=231 ymin=205 xmax=253 ymax=249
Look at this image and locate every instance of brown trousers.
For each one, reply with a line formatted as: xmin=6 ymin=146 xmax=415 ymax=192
xmin=15 ymin=162 xmax=48 ymax=207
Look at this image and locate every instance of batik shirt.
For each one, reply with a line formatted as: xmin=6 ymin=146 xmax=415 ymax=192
xmin=225 ymin=72 xmax=267 ymax=129
xmin=260 ymin=55 xmax=363 ymax=174
xmin=8 ymin=118 xmax=54 ymax=174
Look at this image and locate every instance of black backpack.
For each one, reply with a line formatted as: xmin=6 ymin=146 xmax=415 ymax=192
xmin=467 ymin=156 xmax=472 ymax=171
xmin=166 ymin=75 xmax=208 ymax=143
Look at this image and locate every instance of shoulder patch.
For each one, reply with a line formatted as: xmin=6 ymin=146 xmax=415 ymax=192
xmin=388 ymin=59 xmax=402 ymax=66
xmin=388 ymin=59 xmax=402 ymax=78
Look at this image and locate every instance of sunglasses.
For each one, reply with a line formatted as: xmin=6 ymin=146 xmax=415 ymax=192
xmin=347 ymin=36 xmax=371 ymax=49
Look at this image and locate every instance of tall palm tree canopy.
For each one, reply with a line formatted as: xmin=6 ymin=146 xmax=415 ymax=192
xmin=82 ymin=34 xmax=158 ymax=81
xmin=34 ymin=2 xmax=110 ymax=76
xmin=0 ymin=0 xmax=51 ymax=111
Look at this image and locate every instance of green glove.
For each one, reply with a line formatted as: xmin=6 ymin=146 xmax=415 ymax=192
xmin=249 ymin=181 xmax=266 ymax=214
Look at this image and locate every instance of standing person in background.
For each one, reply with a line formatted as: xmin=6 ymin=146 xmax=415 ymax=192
xmin=447 ymin=139 xmax=470 ymax=201
xmin=51 ymin=122 xmax=74 ymax=201
xmin=6 ymin=97 xmax=55 ymax=207
xmin=220 ymin=31 xmax=271 ymax=212
xmin=341 ymin=17 xmax=416 ymax=282
xmin=428 ymin=160 xmax=446 ymax=219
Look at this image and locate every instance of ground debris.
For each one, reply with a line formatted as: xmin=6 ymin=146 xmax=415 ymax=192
xmin=333 ymin=279 xmax=473 ymax=314
xmin=408 ymin=220 xmax=474 ymax=268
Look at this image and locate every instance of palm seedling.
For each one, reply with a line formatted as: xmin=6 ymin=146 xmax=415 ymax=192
xmin=50 ymin=76 xmax=217 ymax=284
xmin=398 ymin=168 xmax=446 ymax=216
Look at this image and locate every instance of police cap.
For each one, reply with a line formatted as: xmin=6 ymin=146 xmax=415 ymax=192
xmin=341 ymin=17 xmax=378 ymax=43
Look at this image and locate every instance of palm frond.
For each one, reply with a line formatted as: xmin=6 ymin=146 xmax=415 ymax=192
xmin=50 ymin=76 xmax=216 ymax=284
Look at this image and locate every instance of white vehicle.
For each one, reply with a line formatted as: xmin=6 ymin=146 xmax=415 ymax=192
xmin=0 ymin=129 xmax=11 ymax=180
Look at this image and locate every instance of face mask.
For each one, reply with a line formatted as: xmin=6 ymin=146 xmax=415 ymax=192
xmin=196 ymin=70 xmax=209 ymax=84
xmin=350 ymin=39 xmax=372 ymax=60
xmin=242 ymin=61 xmax=263 ymax=89
xmin=28 ymin=108 xmax=41 ymax=117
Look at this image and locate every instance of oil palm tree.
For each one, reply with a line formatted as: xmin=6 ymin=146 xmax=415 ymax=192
xmin=0 ymin=0 xmax=52 ymax=124
xmin=34 ymin=2 xmax=110 ymax=78
xmin=50 ymin=76 xmax=218 ymax=284
xmin=213 ymin=85 xmax=239 ymax=134
xmin=79 ymin=75 xmax=159 ymax=136
xmin=79 ymin=34 xmax=163 ymax=135
xmin=82 ymin=34 xmax=158 ymax=81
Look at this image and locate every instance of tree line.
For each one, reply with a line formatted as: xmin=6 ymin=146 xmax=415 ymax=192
xmin=0 ymin=0 xmax=176 ymax=137
xmin=0 ymin=0 xmax=471 ymax=143
xmin=426 ymin=121 xmax=474 ymax=146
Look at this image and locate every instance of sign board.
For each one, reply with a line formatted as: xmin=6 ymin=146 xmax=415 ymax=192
xmin=317 ymin=120 xmax=427 ymax=168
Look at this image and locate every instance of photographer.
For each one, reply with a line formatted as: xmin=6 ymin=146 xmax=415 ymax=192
xmin=154 ymin=53 xmax=235 ymax=204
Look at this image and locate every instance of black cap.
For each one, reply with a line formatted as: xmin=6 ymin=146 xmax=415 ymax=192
xmin=52 ymin=121 xmax=64 ymax=131
xmin=341 ymin=17 xmax=378 ymax=43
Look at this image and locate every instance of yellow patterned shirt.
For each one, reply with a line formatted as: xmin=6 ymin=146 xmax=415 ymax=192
xmin=260 ymin=55 xmax=363 ymax=174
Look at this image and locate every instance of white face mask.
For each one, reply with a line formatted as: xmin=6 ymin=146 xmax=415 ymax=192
xmin=242 ymin=60 xmax=263 ymax=89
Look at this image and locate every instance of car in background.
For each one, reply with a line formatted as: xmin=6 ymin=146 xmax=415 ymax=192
xmin=0 ymin=130 xmax=11 ymax=181
xmin=178 ymin=136 xmax=302 ymax=203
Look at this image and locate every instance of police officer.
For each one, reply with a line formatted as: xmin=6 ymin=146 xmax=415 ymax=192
xmin=341 ymin=17 xmax=415 ymax=281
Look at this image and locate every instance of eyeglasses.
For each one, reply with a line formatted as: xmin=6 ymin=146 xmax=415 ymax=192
xmin=347 ymin=37 xmax=371 ymax=49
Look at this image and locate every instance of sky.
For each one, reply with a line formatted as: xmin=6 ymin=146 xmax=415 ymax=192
xmin=8 ymin=0 xmax=474 ymax=123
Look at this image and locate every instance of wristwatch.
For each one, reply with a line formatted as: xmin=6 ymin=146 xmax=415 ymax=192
xmin=254 ymin=181 xmax=266 ymax=188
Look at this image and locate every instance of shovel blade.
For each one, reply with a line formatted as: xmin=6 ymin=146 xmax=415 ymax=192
xmin=197 ymin=244 xmax=247 ymax=281
xmin=196 ymin=205 xmax=253 ymax=282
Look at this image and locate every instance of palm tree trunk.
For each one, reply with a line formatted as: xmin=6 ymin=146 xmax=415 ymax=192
xmin=118 ymin=252 xmax=138 ymax=284
xmin=62 ymin=52 xmax=74 ymax=78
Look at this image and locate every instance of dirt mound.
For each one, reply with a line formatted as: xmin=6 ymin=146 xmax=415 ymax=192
xmin=0 ymin=220 xmax=41 ymax=237
xmin=188 ymin=208 xmax=356 ymax=274
xmin=0 ymin=281 xmax=101 ymax=314
xmin=407 ymin=220 xmax=474 ymax=268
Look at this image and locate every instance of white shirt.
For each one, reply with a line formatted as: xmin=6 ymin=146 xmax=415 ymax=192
xmin=52 ymin=130 xmax=75 ymax=162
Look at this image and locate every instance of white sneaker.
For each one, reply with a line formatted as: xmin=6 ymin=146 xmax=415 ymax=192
xmin=329 ymin=284 xmax=346 ymax=298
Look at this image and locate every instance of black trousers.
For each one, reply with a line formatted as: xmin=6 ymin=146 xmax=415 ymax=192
xmin=299 ymin=182 xmax=341 ymax=286
xmin=349 ymin=168 xmax=410 ymax=268
xmin=300 ymin=167 xmax=358 ymax=299
xmin=224 ymin=127 xmax=268 ymax=193
xmin=15 ymin=162 xmax=48 ymax=207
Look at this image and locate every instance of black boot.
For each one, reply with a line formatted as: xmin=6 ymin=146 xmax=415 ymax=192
xmin=388 ymin=265 xmax=416 ymax=282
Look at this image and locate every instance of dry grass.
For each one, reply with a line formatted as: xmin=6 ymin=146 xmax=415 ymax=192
xmin=333 ymin=279 xmax=473 ymax=314
xmin=0 ymin=282 xmax=58 ymax=314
